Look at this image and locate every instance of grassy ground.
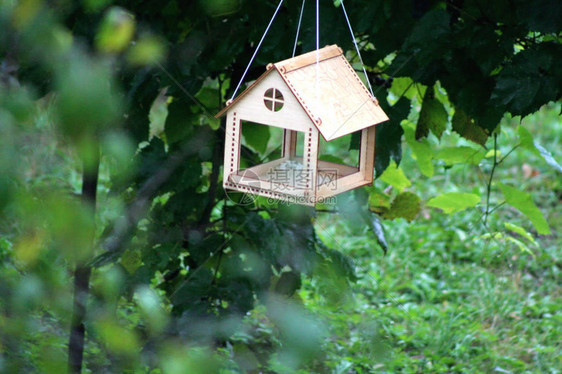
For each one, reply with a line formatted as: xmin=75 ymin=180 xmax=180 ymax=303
xmin=309 ymin=103 xmax=562 ymax=373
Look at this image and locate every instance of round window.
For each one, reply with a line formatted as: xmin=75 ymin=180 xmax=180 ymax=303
xmin=264 ymin=88 xmax=284 ymax=112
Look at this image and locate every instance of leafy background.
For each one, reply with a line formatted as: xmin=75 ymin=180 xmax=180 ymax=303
xmin=0 ymin=0 xmax=560 ymax=372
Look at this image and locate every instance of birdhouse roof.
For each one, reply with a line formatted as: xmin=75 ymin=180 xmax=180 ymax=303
xmin=217 ymin=45 xmax=388 ymax=141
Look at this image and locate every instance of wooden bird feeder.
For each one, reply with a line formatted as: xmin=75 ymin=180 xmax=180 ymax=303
xmin=216 ymin=45 xmax=388 ymax=206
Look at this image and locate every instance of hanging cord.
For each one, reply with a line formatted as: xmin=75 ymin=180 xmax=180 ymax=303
xmin=292 ymin=0 xmax=306 ymax=57
xmin=340 ymin=0 xmax=375 ymax=97
xmin=230 ymin=0 xmax=285 ymax=101
xmin=315 ymin=0 xmax=320 ymax=113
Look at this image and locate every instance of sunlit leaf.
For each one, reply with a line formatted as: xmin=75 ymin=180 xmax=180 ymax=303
xmin=96 ymin=7 xmax=135 ymax=53
xmin=517 ymin=125 xmax=540 ymax=156
xmin=379 ymin=160 xmax=411 ymax=192
xmin=127 ymin=35 xmax=167 ymax=66
xmin=403 ymin=121 xmax=434 ymax=177
xmin=427 ymin=192 xmax=480 ymax=214
xmin=504 ymin=222 xmax=538 ymax=247
xmin=436 ymin=146 xmax=486 ymax=165
xmin=498 ymin=183 xmax=551 ymax=235
xmin=505 ymin=236 xmax=535 ymax=257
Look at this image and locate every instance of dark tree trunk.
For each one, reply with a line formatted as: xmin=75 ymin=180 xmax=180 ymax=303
xmin=68 ymin=144 xmax=99 ymax=373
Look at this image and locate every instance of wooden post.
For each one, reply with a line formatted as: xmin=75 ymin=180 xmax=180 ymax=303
xmin=223 ymin=111 xmax=241 ymax=186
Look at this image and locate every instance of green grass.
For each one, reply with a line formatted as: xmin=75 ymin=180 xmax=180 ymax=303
xmin=308 ymin=103 xmax=562 ymax=373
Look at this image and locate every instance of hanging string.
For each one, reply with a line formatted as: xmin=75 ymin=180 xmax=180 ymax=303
xmin=230 ymin=0 xmax=285 ymax=101
xmin=292 ymin=0 xmax=306 ymax=57
xmin=340 ymin=0 xmax=375 ymax=97
xmin=315 ymin=0 xmax=320 ymax=114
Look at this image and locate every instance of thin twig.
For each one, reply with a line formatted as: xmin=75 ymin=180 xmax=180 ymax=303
xmin=483 ymin=133 xmax=498 ymax=227
xmin=498 ymin=144 xmax=519 ymax=165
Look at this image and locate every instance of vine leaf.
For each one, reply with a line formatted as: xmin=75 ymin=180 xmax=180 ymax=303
xmin=498 ymin=183 xmax=551 ymax=235
xmin=427 ymin=192 xmax=480 ymax=214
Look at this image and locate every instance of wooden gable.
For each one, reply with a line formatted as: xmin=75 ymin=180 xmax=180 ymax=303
xmin=217 ymin=69 xmax=312 ymax=133
xmin=217 ymin=45 xmax=388 ymax=141
xmin=274 ymin=45 xmax=388 ymax=141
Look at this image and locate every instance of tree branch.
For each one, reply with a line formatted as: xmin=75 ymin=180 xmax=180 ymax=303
xmin=68 ymin=141 xmax=99 ymax=373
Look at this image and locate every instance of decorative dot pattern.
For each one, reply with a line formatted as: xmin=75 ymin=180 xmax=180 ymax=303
xmin=230 ymin=113 xmax=237 ymax=173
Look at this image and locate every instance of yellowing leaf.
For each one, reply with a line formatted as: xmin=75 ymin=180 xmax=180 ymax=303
xmin=379 ymin=160 xmax=411 ymax=192
xmin=127 ymin=35 xmax=167 ymax=66
xmin=96 ymin=7 xmax=136 ymax=53
xmin=368 ymin=188 xmax=391 ymax=213
xmin=95 ymin=317 xmax=140 ymax=355
xmin=427 ymin=192 xmax=480 ymax=214
xmin=121 ymin=249 xmax=142 ymax=274
xmin=383 ymin=192 xmax=421 ymax=221
xmin=498 ymin=183 xmax=551 ymax=235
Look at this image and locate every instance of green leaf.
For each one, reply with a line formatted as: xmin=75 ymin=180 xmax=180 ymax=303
xmin=242 ymin=122 xmax=270 ymax=155
xmin=505 ymin=236 xmax=535 ymax=258
xmin=389 ymin=77 xmax=419 ymax=101
xmin=436 ymin=146 xmax=486 ymax=165
xmin=383 ymin=192 xmax=421 ymax=222
xmin=498 ymin=183 xmax=551 ymax=235
xmin=379 ymin=160 xmax=411 ymax=192
xmin=490 ymin=46 xmax=560 ymax=117
xmin=403 ymin=9 xmax=451 ymax=65
xmin=165 ymin=99 xmax=195 ymax=144
xmin=417 ymin=86 xmax=448 ymax=139
xmin=517 ymin=125 xmax=540 ymax=156
xmin=121 ymin=249 xmax=142 ymax=274
xmin=95 ymin=7 xmax=135 ymax=54
xmin=127 ymin=35 xmax=167 ymax=66
xmin=375 ymin=98 xmax=409 ymax=176
xmin=504 ymin=222 xmax=538 ymax=247
xmin=368 ymin=187 xmax=391 ymax=214
xmin=403 ymin=121 xmax=434 ymax=177
xmin=452 ymin=108 xmax=488 ymax=146
xmin=427 ymin=192 xmax=480 ymax=214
